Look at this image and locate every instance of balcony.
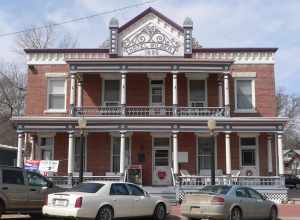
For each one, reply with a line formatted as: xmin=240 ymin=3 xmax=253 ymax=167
xmin=74 ymin=106 xmax=225 ymax=117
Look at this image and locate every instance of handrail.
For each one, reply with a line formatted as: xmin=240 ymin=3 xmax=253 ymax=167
xmin=75 ymin=106 xmax=225 ymax=117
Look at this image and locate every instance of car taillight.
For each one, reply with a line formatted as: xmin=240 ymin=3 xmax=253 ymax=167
xmin=75 ymin=197 xmax=83 ymax=208
xmin=211 ymin=196 xmax=224 ymax=205
xmin=44 ymin=196 xmax=48 ymax=205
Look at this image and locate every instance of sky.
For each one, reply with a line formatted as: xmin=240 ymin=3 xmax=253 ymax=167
xmin=0 ymin=0 xmax=299 ymax=95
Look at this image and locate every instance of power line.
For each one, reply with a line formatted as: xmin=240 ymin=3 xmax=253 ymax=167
xmin=0 ymin=0 xmax=159 ymax=38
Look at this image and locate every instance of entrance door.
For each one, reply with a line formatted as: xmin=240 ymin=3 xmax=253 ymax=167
xmin=197 ymin=137 xmax=215 ymax=175
xmin=152 ymin=137 xmax=171 ymax=186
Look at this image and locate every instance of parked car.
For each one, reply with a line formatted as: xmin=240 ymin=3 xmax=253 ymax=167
xmin=181 ymin=185 xmax=277 ymax=220
xmin=0 ymin=166 xmax=60 ymax=219
xmin=43 ymin=181 xmax=169 ymax=220
xmin=285 ymin=174 xmax=300 ymax=189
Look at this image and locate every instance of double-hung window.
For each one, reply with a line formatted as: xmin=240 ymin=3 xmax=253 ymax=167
xmin=235 ymin=79 xmax=255 ymax=112
xmin=111 ymin=137 xmax=130 ymax=173
xmin=47 ymin=78 xmax=66 ymax=111
xmin=150 ymin=80 xmax=164 ymax=106
xmin=103 ymin=80 xmax=120 ymax=106
xmin=189 ymin=80 xmax=206 ymax=107
xmin=240 ymin=137 xmax=257 ymax=167
xmin=40 ymin=136 xmax=54 ymax=160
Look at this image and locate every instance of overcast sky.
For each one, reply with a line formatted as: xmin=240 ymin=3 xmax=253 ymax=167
xmin=0 ymin=0 xmax=299 ymax=95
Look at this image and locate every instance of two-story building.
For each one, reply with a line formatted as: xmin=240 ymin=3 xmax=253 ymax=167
xmin=12 ymin=7 xmax=287 ymax=186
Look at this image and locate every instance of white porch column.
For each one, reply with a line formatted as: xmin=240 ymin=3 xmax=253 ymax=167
xmin=68 ymin=131 xmax=75 ymax=176
xmin=225 ymin=133 xmax=231 ymax=175
xmin=70 ymin=73 xmax=76 ymax=115
xmin=277 ymin=133 xmax=284 ymax=175
xmin=172 ymin=131 xmax=179 ymax=175
xmin=30 ymin=135 xmax=35 ymax=160
xmin=267 ymin=135 xmax=273 ymax=174
xmin=121 ymin=72 xmax=127 ymax=116
xmin=77 ymin=76 xmax=83 ymax=108
xmin=120 ymin=131 xmax=126 ymax=175
xmin=17 ymin=132 xmax=24 ymax=168
xmin=224 ymin=73 xmax=230 ymax=117
xmin=218 ymin=81 xmax=223 ymax=107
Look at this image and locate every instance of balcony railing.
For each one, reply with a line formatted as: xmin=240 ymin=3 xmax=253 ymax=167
xmin=75 ymin=106 xmax=225 ymax=117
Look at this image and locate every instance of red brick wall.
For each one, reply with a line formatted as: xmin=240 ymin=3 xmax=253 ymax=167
xmin=25 ymin=64 xmax=70 ymax=116
xmin=54 ymin=133 xmax=68 ymax=175
xmin=86 ymin=133 xmax=111 ymax=175
xmin=230 ymin=64 xmax=276 ymax=117
xmin=83 ymin=75 xmax=102 ymax=106
xmin=178 ymin=133 xmax=197 ymax=174
xmin=127 ymin=74 xmax=149 ymax=105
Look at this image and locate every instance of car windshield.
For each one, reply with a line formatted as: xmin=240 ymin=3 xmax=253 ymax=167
xmin=201 ymin=185 xmax=232 ymax=195
xmin=70 ymin=183 xmax=104 ymax=193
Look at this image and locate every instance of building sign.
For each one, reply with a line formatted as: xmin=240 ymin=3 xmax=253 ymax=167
xmin=25 ymin=160 xmax=59 ymax=175
xmin=122 ymin=23 xmax=180 ymax=56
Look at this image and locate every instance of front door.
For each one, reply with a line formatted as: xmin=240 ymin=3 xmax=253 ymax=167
xmin=152 ymin=137 xmax=171 ymax=186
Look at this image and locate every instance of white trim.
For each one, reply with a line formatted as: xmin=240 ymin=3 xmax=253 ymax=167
xmin=147 ymin=73 xmax=166 ymax=80
xmin=187 ymin=78 xmax=207 ymax=107
xmin=150 ymin=132 xmax=171 ymax=137
xmin=196 ymin=134 xmax=218 ymax=175
xmin=149 ymin=78 xmax=165 ymax=106
xmin=101 ymin=79 xmax=121 ymax=106
xmin=45 ymin=72 xmax=67 ymax=78
xmin=234 ymin=78 xmax=256 ymax=112
xmin=232 ymin=72 xmax=256 ymax=78
xmin=185 ymin=73 xmax=208 ymax=80
xmin=100 ymin=73 xmax=121 ymax=80
xmin=46 ymin=77 xmax=67 ymax=112
xmin=110 ymin=135 xmax=131 ymax=173
xmin=239 ymin=135 xmax=260 ymax=175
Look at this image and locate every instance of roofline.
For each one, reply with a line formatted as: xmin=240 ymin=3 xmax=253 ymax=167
xmin=193 ymin=48 xmax=278 ymax=53
xmin=118 ymin=7 xmax=184 ymax=32
xmin=24 ymin=48 xmax=109 ymax=54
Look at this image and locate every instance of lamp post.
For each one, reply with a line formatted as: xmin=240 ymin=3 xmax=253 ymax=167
xmin=78 ymin=117 xmax=87 ymax=183
xmin=208 ymin=119 xmax=216 ymax=185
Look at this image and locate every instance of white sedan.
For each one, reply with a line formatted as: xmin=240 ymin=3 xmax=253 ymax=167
xmin=43 ymin=181 xmax=169 ymax=220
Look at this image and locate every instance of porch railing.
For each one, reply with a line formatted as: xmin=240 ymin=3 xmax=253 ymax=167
xmin=177 ymin=175 xmax=285 ymax=188
xmin=49 ymin=175 xmax=121 ymax=186
xmin=75 ymin=106 xmax=225 ymax=117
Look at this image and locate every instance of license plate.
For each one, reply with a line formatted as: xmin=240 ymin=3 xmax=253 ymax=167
xmin=191 ymin=207 xmax=200 ymax=214
xmin=54 ymin=199 xmax=67 ymax=206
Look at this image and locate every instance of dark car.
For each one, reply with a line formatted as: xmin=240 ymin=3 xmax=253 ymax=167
xmin=0 ymin=166 xmax=61 ymax=219
xmin=285 ymin=174 xmax=300 ymax=189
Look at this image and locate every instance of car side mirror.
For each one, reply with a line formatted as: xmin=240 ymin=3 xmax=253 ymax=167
xmin=47 ymin=181 xmax=54 ymax=188
xmin=145 ymin=191 xmax=150 ymax=197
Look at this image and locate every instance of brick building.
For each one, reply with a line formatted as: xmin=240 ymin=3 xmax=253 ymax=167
xmin=13 ymin=8 xmax=287 ymax=186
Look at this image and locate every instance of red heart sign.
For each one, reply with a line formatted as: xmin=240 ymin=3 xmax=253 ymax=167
xmin=157 ymin=170 xmax=167 ymax=179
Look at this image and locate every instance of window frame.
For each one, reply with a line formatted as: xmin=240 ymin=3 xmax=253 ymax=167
xmin=234 ymin=78 xmax=256 ymax=113
xmin=102 ymin=79 xmax=121 ymax=106
xmin=126 ymin=183 xmax=145 ymax=196
xmin=46 ymin=75 xmax=67 ymax=113
xmin=38 ymin=135 xmax=54 ymax=160
xmin=239 ymin=135 xmax=259 ymax=169
xmin=188 ymin=79 xmax=207 ymax=107
xmin=74 ymin=136 xmax=88 ymax=173
xmin=149 ymin=79 xmax=165 ymax=106
xmin=2 ymin=169 xmax=25 ymax=185
xmin=109 ymin=183 xmax=129 ymax=196
xmin=110 ymin=134 xmax=131 ymax=173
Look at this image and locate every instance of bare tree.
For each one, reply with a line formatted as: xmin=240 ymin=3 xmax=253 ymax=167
xmin=277 ymin=88 xmax=300 ymax=149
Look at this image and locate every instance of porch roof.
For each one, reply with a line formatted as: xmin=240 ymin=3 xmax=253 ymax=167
xmin=12 ymin=116 xmax=288 ymax=133
xmin=66 ymin=58 xmax=233 ymax=73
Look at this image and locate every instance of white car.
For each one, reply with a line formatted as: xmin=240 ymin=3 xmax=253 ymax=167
xmin=43 ymin=181 xmax=169 ymax=220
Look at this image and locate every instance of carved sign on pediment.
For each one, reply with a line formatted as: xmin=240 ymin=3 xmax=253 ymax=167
xmin=122 ymin=22 xmax=180 ymax=56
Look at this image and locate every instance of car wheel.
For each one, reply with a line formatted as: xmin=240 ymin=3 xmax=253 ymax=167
xmin=96 ymin=206 xmax=113 ymax=220
xmin=0 ymin=200 xmax=4 ymax=218
xmin=153 ymin=203 xmax=166 ymax=220
xmin=230 ymin=207 xmax=242 ymax=220
xmin=30 ymin=213 xmax=43 ymax=220
xmin=269 ymin=206 xmax=277 ymax=220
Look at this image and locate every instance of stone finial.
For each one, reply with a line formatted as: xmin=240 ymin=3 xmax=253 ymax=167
xmin=109 ymin=17 xmax=119 ymax=28
xmin=183 ymin=17 xmax=193 ymax=28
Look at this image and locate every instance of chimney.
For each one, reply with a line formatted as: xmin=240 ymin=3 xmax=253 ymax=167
xmin=109 ymin=17 xmax=119 ymax=57
xmin=183 ymin=17 xmax=193 ymax=58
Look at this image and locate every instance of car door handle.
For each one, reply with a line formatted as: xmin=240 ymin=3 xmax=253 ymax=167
xmin=30 ymin=188 xmax=37 ymax=191
xmin=2 ymin=187 xmax=8 ymax=190
xmin=112 ymin=198 xmax=117 ymax=201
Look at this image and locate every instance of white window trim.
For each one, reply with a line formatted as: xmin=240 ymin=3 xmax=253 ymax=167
xmin=234 ymin=78 xmax=256 ymax=113
xmin=38 ymin=134 xmax=55 ymax=160
xmin=45 ymin=76 xmax=67 ymax=113
xmin=101 ymin=79 xmax=121 ymax=106
xmin=196 ymin=134 xmax=217 ymax=175
xmin=149 ymin=79 xmax=165 ymax=106
xmin=74 ymin=135 xmax=88 ymax=172
xmin=239 ymin=135 xmax=259 ymax=171
xmin=110 ymin=135 xmax=132 ymax=173
xmin=187 ymin=78 xmax=208 ymax=107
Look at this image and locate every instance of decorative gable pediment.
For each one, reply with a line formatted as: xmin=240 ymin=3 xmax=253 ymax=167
xmin=118 ymin=12 xmax=184 ymax=56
